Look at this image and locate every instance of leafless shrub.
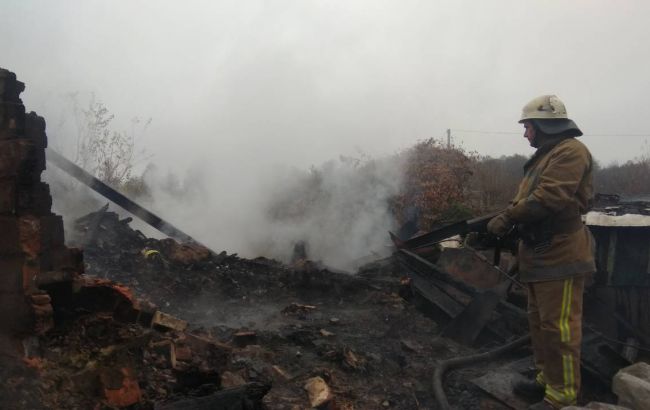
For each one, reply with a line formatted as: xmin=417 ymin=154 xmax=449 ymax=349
xmin=69 ymin=94 xmax=151 ymax=191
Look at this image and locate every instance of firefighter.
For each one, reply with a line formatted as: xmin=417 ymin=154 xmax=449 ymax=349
xmin=487 ymin=95 xmax=596 ymax=409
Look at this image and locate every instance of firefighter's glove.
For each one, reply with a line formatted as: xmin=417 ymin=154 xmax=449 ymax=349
xmin=487 ymin=213 xmax=514 ymax=238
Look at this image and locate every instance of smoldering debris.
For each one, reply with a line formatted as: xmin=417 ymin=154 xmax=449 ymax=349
xmin=8 ymin=205 xmax=464 ymax=409
xmin=2 ymin=203 xmax=637 ymax=409
xmin=4 ymin=66 xmax=644 ymax=410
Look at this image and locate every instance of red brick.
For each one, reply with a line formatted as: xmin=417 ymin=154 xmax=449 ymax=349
xmin=0 ymin=70 xmax=25 ymax=102
xmin=0 ymin=101 xmax=25 ymax=117
xmin=50 ymin=246 xmax=84 ymax=273
xmin=40 ymin=215 xmax=65 ymax=248
xmin=100 ymin=367 xmax=142 ymax=407
xmin=0 ymin=102 xmax=25 ymax=138
xmin=0 ymin=292 xmax=31 ymax=335
xmin=31 ymin=299 xmax=53 ymax=335
xmin=16 ymin=182 xmax=52 ymax=215
xmin=16 ymin=145 xmax=46 ymax=180
xmin=0 ymin=104 xmax=21 ymax=139
xmin=151 ymin=340 xmax=176 ymax=368
xmin=17 ymin=215 xmax=41 ymax=257
xmin=30 ymin=145 xmax=46 ymax=175
xmin=0 ymin=139 xmax=33 ymax=177
xmin=24 ymin=112 xmax=47 ymax=149
xmin=0 ymin=179 xmax=16 ymax=214
xmin=29 ymin=292 xmax=51 ymax=305
xmin=22 ymin=258 xmax=39 ymax=293
xmin=151 ymin=310 xmax=188 ymax=332
xmin=0 ymin=128 xmax=17 ymax=140
xmin=0 ymin=216 xmax=21 ymax=255
xmin=17 ymin=215 xmax=65 ymax=256
xmin=0 ymin=136 xmax=45 ymax=181
xmin=182 ymin=333 xmax=231 ymax=367
xmin=174 ymin=345 xmax=192 ymax=362
xmin=0 ymin=255 xmax=24 ymax=293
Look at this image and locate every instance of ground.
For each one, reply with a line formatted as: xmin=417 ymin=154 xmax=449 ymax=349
xmin=1 ymin=209 xmax=601 ymax=409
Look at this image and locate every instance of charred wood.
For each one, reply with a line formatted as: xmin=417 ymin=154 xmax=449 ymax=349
xmin=154 ymin=382 xmax=271 ymax=410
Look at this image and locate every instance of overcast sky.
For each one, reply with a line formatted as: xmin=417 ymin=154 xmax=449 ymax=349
xmin=3 ymin=1 xmax=650 ymax=264
xmin=3 ymin=0 xmax=650 ymax=171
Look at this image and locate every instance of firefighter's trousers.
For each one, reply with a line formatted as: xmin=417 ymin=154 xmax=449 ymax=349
xmin=527 ymin=276 xmax=585 ymax=408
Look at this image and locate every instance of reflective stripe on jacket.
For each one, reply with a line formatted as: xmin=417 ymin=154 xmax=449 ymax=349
xmin=506 ymin=137 xmax=596 ymax=282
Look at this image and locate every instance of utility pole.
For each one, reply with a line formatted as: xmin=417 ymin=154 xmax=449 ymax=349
xmin=446 ymin=128 xmax=451 ymax=148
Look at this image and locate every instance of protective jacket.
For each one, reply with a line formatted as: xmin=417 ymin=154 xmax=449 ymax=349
xmin=505 ymin=136 xmax=596 ymax=282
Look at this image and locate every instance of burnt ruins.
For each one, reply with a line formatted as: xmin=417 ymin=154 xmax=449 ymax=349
xmin=1 ymin=68 xmax=649 ymax=410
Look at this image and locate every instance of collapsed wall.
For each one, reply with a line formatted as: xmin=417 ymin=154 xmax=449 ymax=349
xmin=0 ymin=68 xmax=84 ymax=353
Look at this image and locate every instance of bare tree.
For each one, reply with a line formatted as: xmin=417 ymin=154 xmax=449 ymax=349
xmin=70 ymin=94 xmax=151 ymax=189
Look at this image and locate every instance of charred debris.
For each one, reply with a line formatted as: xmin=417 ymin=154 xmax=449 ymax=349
xmin=2 ymin=68 xmax=650 ymax=410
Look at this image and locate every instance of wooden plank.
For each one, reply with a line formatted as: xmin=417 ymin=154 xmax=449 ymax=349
xmin=408 ymin=270 xmax=464 ymax=318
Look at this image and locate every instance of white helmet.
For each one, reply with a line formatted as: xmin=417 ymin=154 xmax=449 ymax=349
xmin=519 ymin=95 xmax=582 ymax=137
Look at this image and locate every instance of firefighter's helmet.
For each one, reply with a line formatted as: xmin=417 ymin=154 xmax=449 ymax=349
xmin=519 ymin=95 xmax=583 ymax=137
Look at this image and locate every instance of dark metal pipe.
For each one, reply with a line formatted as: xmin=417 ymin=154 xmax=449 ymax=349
xmin=47 ymin=148 xmax=196 ymax=244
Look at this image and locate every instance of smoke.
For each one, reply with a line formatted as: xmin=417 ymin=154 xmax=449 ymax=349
xmin=255 ymin=155 xmax=405 ymax=270
xmin=37 ymin=90 xmax=404 ymax=270
xmin=20 ymin=1 xmax=648 ymax=271
xmin=137 ymin=153 xmax=405 ymax=272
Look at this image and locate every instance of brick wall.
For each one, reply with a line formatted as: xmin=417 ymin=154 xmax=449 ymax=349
xmin=0 ymin=68 xmax=84 ymax=344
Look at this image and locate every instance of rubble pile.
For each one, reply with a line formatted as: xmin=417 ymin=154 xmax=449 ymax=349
xmin=71 ymin=207 xmax=622 ymax=409
xmin=73 ymin=206 xmax=297 ymax=322
xmin=2 ymin=67 xmax=643 ymax=409
xmin=2 ymin=67 xmax=486 ymax=409
xmin=35 ymin=312 xmax=270 ymax=409
xmin=4 ymin=205 xmax=629 ymax=409
xmin=71 ymin=207 xmax=487 ymax=408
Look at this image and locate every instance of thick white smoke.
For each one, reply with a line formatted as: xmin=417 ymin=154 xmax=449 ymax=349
xmin=136 ymin=154 xmax=405 ymax=272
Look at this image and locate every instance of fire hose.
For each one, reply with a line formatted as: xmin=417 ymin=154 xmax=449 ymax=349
xmin=432 ymin=334 xmax=531 ymax=410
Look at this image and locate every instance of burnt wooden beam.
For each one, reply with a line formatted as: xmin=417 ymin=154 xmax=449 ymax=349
xmin=397 ymin=249 xmax=526 ymax=319
xmin=47 ymin=148 xmax=198 ymax=245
